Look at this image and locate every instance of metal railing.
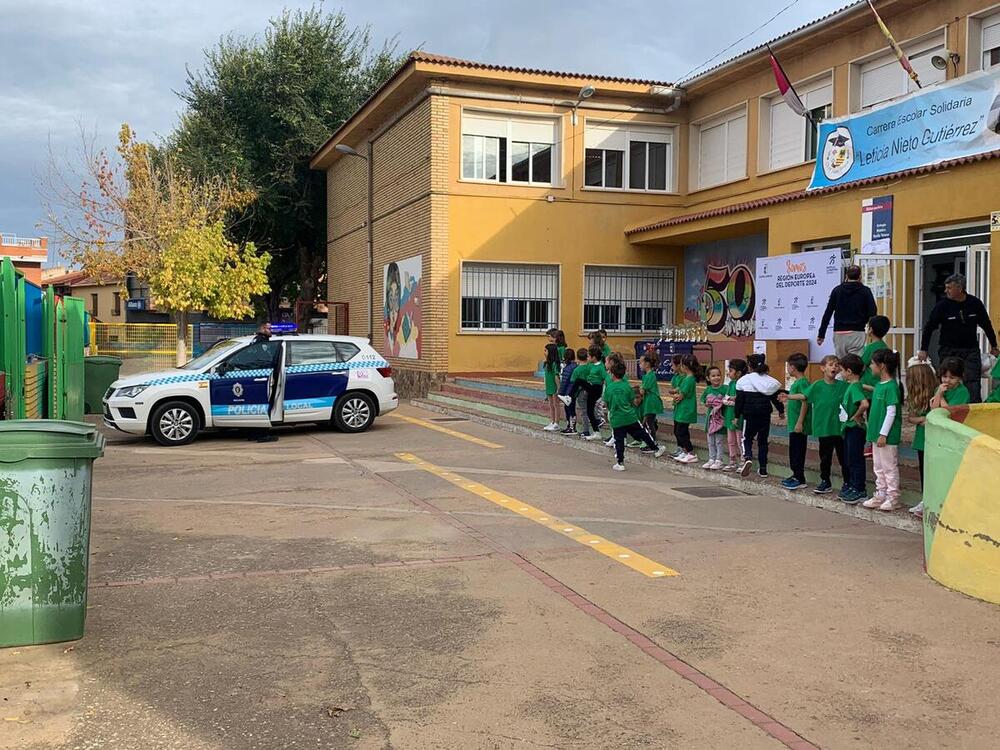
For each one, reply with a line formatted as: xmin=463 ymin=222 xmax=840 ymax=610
xmin=0 ymin=235 xmax=43 ymax=248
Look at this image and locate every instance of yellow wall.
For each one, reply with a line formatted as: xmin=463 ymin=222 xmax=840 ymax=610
xmin=75 ymin=284 xmax=123 ymax=322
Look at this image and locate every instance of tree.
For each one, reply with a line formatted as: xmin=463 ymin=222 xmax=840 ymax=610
xmin=44 ymin=124 xmax=270 ymax=364
xmin=166 ymin=5 xmax=401 ymax=317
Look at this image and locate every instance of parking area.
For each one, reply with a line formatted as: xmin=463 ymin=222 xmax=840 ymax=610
xmin=3 ymin=403 xmax=1000 ymax=749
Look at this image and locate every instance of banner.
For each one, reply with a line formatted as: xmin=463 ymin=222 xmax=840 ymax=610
xmin=383 ymin=255 xmax=422 ymax=359
xmin=808 ymin=68 xmax=1000 ymax=190
xmin=755 ymin=250 xmax=842 ymax=361
xmin=861 ymin=195 xmax=893 ymax=254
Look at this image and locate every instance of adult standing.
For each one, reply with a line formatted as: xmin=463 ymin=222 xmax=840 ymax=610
xmin=817 ymin=265 xmax=878 ymax=358
xmin=919 ymin=273 xmax=999 ymax=402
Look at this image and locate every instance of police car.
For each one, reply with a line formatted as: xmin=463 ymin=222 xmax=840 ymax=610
xmin=102 ymin=334 xmax=398 ymax=446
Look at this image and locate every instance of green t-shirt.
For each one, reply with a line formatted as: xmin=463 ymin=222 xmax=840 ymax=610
xmin=841 ymin=381 xmax=867 ymax=430
xmin=571 ymin=362 xmax=591 ymax=384
xmin=700 ymin=385 xmax=727 ymax=429
xmin=987 ymin=387 xmax=1000 ymax=404
xmin=586 ymin=362 xmax=606 ymax=386
xmin=605 ymin=378 xmax=640 ymax=428
xmin=912 ymin=409 xmax=930 ymax=452
xmin=640 ymin=370 xmax=664 ymax=416
xmin=944 ymin=383 xmax=971 ymax=406
xmin=860 ymin=340 xmax=888 ymax=390
xmin=786 ymin=377 xmax=812 ymax=435
xmin=601 ymin=343 xmax=612 ymax=358
xmin=670 ymin=373 xmax=682 ymax=390
xmin=723 ymin=380 xmax=740 ymax=430
xmin=673 ymin=374 xmax=698 ymax=424
xmin=866 ymin=379 xmax=903 ymax=445
xmin=543 ymin=362 xmax=559 ymax=396
xmin=806 ymin=379 xmax=848 ymax=438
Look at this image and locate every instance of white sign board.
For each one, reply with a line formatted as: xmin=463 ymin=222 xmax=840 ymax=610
xmin=755 ymin=250 xmax=842 ymax=362
xmin=992 ymin=211 xmax=1000 ymax=232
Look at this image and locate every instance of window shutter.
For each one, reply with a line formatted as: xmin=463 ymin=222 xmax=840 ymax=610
xmin=726 ymin=114 xmax=747 ymax=180
xmin=769 ymin=100 xmax=803 ymax=170
xmin=585 ymin=125 xmax=626 ymax=151
xmin=698 ymin=122 xmax=726 ymax=187
xmin=985 ymin=15 xmax=1000 ymax=53
xmin=510 ymin=118 xmax=557 ymax=144
xmin=861 ymin=57 xmax=903 ymax=108
xmin=803 ymin=83 xmax=833 ymax=110
xmin=909 ymin=45 xmax=945 ymax=91
xmin=628 ymin=126 xmax=671 ymax=144
xmin=463 ymin=113 xmax=508 ymax=138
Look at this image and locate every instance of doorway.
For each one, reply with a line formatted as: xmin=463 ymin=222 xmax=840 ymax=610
xmin=920 ymin=251 xmax=966 ymax=365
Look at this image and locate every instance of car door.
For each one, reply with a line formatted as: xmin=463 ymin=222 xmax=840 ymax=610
xmin=282 ymin=340 xmax=351 ymax=422
xmin=210 ymin=339 xmax=281 ymax=427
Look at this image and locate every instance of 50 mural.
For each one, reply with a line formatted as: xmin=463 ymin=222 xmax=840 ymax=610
xmin=697 ymin=264 xmax=756 ymax=338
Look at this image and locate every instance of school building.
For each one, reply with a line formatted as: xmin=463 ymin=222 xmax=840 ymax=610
xmin=313 ymin=0 xmax=1000 ymax=395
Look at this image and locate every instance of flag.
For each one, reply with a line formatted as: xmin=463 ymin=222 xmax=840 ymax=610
xmin=767 ymin=44 xmax=807 ymax=118
xmin=867 ymin=0 xmax=921 ymax=88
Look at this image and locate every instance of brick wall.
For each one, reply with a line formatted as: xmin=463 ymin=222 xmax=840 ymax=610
xmin=327 ymin=150 xmax=368 ymax=338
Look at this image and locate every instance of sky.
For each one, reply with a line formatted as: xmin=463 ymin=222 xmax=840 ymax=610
xmin=1 ymin=0 xmax=852 ymax=263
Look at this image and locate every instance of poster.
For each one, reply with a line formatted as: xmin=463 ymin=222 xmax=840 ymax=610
xmin=861 ymin=195 xmax=893 ymax=255
xmin=808 ymin=68 xmax=1000 ymax=190
xmin=684 ymin=235 xmax=767 ymax=339
xmin=755 ymin=250 xmax=841 ymax=361
xmin=383 ymin=254 xmax=422 ymax=359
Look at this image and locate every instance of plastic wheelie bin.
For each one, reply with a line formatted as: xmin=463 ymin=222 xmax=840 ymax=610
xmin=84 ymin=355 xmax=123 ymax=414
xmin=0 ymin=420 xmax=105 ymax=647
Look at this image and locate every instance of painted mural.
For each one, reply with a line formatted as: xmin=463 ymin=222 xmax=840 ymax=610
xmin=683 ymin=235 xmax=767 ymax=339
xmin=383 ymin=254 xmax=422 ymax=359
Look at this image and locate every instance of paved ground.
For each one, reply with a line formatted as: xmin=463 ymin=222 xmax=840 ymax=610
xmin=3 ymin=403 xmax=1000 ymax=749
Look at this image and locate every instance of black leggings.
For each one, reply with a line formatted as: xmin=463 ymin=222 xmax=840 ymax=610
xmin=918 ymin=449 xmax=924 ymax=489
xmin=644 ymin=414 xmax=659 ymax=442
xmin=673 ymin=422 xmax=693 ymax=453
xmin=614 ymin=422 xmax=657 ymax=463
xmin=583 ymin=383 xmax=602 ymax=432
xmin=742 ymin=414 xmax=771 ymax=469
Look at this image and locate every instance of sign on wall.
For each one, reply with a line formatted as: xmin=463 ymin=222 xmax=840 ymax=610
xmin=861 ymin=195 xmax=893 ymax=255
xmin=755 ymin=250 xmax=842 ymax=361
xmin=684 ymin=235 xmax=767 ymax=339
xmin=809 ymin=68 xmax=1000 ymax=190
xmin=383 ymin=254 xmax=422 ymax=359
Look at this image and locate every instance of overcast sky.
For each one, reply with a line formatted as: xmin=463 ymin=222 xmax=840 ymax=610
xmin=2 ymin=0 xmax=850 ymax=261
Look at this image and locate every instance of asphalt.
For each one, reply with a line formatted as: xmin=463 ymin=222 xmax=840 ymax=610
xmin=2 ymin=404 xmax=999 ymax=749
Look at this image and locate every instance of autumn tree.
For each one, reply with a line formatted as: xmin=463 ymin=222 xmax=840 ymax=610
xmin=166 ymin=5 xmax=401 ymax=316
xmin=44 ymin=124 xmax=270 ymax=364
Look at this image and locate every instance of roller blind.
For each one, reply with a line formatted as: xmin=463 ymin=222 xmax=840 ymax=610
xmin=769 ymin=99 xmax=803 ymax=170
xmin=804 ymin=83 xmax=833 ymax=110
xmin=909 ymin=45 xmax=945 ymax=91
xmin=698 ymin=122 xmax=726 ymax=187
xmin=861 ymin=57 xmax=902 ymax=109
xmin=985 ymin=14 xmax=1000 ymax=53
xmin=510 ymin=118 xmax=557 ymax=144
xmin=628 ymin=125 xmax=672 ymax=144
xmin=726 ymin=113 xmax=747 ymax=180
xmin=462 ymin=113 xmax=508 ymax=138
xmin=461 ymin=263 xmax=559 ymax=299
xmin=585 ymin=124 xmax=626 ymax=151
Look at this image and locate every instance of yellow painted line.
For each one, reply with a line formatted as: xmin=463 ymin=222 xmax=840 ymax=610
xmin=396 ymin=453 xmax=678 ymax=578
xmin=390 ymin=414 xmax=503 ymax=449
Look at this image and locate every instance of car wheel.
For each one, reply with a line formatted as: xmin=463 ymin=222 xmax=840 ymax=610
xmin=150 ymin=401 xmax=200 ymax=446
xmin=334 ymin=392 xmax=375 ymax=433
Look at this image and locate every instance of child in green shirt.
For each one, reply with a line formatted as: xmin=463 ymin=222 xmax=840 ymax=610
xmin=860 ymin=315 xmax=890 ymax=397
xmin=838 ymin=354 xmax=869 ymax=505
xmin=701 ymin=365 xmax=728 ymax=470
xmin=780 ymin=353 xmax=812 ymax=490
xmin=638 ymin=351 xmax=664 ymax=442
xmin=804 ymin=355 xmax=848 ymax=494
xmin=930 ymin=357 xmax=972 ymax=410
xmin=606 ymin=359 xmax=665 ymax=471
xmin=542 ymin=343 xmax=561 ymax=432
xmin=862 ymin=349 xmax=903 ymax=512
xmin=721 ymin=358 xmax=748 ymax=471
xmin=671 ymin=354 xmax=701 ymax=464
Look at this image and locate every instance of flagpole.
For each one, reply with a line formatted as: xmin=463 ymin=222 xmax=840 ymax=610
xmin=766 ymin=43 xmax=815 ymax=125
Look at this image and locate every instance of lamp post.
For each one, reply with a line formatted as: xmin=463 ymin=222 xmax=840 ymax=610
xmin=335 ymin=143 xmax=375 ymax=342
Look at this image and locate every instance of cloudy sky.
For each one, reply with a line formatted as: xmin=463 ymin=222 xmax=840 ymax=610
xmin=2 ymin=0 xmax=851 ymax=261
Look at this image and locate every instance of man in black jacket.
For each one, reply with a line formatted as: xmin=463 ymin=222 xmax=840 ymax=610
xmin=919 ymin=273 xmax=999 ymax=402
xmin=817 ymin=265 xmax=878 ymax=358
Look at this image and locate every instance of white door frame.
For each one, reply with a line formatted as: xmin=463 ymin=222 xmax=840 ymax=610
xmin=859 ymin=254 xmax=920 ymax=374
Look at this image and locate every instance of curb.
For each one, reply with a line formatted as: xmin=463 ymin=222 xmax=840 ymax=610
xmin=411 ymin=398 xmax=922 ymax=536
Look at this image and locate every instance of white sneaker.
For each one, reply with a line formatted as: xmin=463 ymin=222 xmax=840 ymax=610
xmin=654 ymin=446 xmax=667 ymax=458
xmin=702 ymin=460 xmax=715 ymax=469
xmin=681 ymin=453 xmax=699 ymax=464
xmin=543 ymin=422 xmax=559 ymax=431
xmin=909 ymin=501 xmax=924 ymax=518
xmin=604 ymin=436 xmax=616 ymax=447
xmin=583 ymin=433 xmax=603 ymax=441
xmin=557 ymin=394 xmax=572 ymax=406
xmin=709 ymin=460 xmax=725 ymax=470
xmin=612 ymin=463 xmax=626 ymax=472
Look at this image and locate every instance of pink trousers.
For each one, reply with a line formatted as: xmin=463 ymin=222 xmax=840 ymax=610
xmin=872 ymin=444 xmax=900 ymax=501
xmin=727 ymin=429 xmax=741 ymax=463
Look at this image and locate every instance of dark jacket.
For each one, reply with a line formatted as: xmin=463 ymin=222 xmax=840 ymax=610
xmin=558 ymin=362 xmax=577 ymax=396
xmin=818 ymin=282 xmax=877 ymax=338
xmin=920 ymin=294 xmax=997 ymax=351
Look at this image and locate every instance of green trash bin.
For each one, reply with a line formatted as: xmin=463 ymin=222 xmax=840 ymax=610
xmin=84 ymin=356 xmax=123 ymax=415
xmin=0 ymin=420 xmax=105 ymax=647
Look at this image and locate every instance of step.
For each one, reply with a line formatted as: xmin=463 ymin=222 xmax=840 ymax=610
xmin=423 ymin=390 xmax=922 ymax=493
xmin=411 ymin=397 xmax=922 ymax=536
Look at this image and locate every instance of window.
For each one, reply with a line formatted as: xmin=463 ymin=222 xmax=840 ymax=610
xmin=585 ymin=123 xmax=674 ymax=191
xmin=112 ymin=292 xmax=121 ymax=316
xmin=983 ymin=13 xmax=1000 ymax=70
xmin=223 ymin=341 xmax=280 ymax=371
xmin=583 ymin=266 xmax=675 ymax=333
xmin=800 ymin=238 xmax=851 ymax=254
xmin=460 ymin=262 xmax=559 ymax=332
xmin=858 ymin=35 xmax=945 ymax=110
xmin=765 ymin=79 xmax=833 ymax=171
xmin=692 ymin=108 xmax=747 ymax=189
xmin=90 ymin=294 xmax=99 ymax=318
xmin=918 ymin=223 xmax=991 ymax=253
xmin=461 ymin=112 xmax=558 ymax=185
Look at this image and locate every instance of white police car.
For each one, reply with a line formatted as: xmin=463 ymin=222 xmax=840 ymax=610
xmin=102 ymin=334 xmax=398 ymax=446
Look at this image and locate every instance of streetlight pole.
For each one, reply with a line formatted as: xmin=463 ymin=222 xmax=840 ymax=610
xmin=336 ymin=143 xmax=374 ymax=342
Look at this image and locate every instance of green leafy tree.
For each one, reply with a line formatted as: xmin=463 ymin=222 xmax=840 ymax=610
xmin=168 ymin=6 xmax=402 ymax=316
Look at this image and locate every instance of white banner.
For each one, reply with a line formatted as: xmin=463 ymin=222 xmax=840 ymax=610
xmin=755 ymin=250 xmax=842 ymax=362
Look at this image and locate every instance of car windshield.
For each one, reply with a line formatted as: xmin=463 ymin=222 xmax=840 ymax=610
xmin=179 ymin=339 xmax=246 ymax=370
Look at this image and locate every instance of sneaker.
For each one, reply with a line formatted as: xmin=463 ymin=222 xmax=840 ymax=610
xmin=909 ymin=501 xmax=924 ymax=518
xmin=560 ymin=426 xmax=576 ymax=435
xmin=702 ymin=460 xmax=716 ymax=469
xmin=580 ymin=431 xmax=591 ymax=438
xmin=640 ymin=445 xmax=657 ymax=454
xmin=781 ymin=477 xmax=805 ymax=490
xmin=681 ymin=453 xmax=699 ymax=464
xmin=878 ymin=497 xmax=903 ymax=512
xmin=557 ymin=394 xmax=572 ymax=406
xmin=862 ymin=496 xmax=885 ymax=509
xmin=758 ymin=468 xmax=769 ymax=478
xmin=670 ymin=448 xmax=683 ymax=458
xmin=721 ymin=463 xmax=737 ymax=472
xmin=654 ymin=446 xmax=667 ymax=458
xmin=814 ymin=480 xmax=833 ymax=494
xmin=612 ymin=463 xmax=626 ymax=472
xmin=626 ymin=440 xmax=643 ymax=449
xmin=543 ymin=422 xmax=559 ymax=431
xmin=841 ymin=489 xmax=864 ymax=505
xmin=739 ymin=460 xmax=753 ymax=478
xmin=710 ymin=460 xmax=725 ymax=470
xmin=604 ymin=436 xmax=616 ymax=447
xmin=583 ymin=433 xmax=603 ymax=442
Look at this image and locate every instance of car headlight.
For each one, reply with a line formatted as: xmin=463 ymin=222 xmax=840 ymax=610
xmin=115 ymin=385 xmax=148 ymax=399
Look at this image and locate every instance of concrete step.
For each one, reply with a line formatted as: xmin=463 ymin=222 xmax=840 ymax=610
xmin=410 ymin=397 xmax=922 ymax=535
